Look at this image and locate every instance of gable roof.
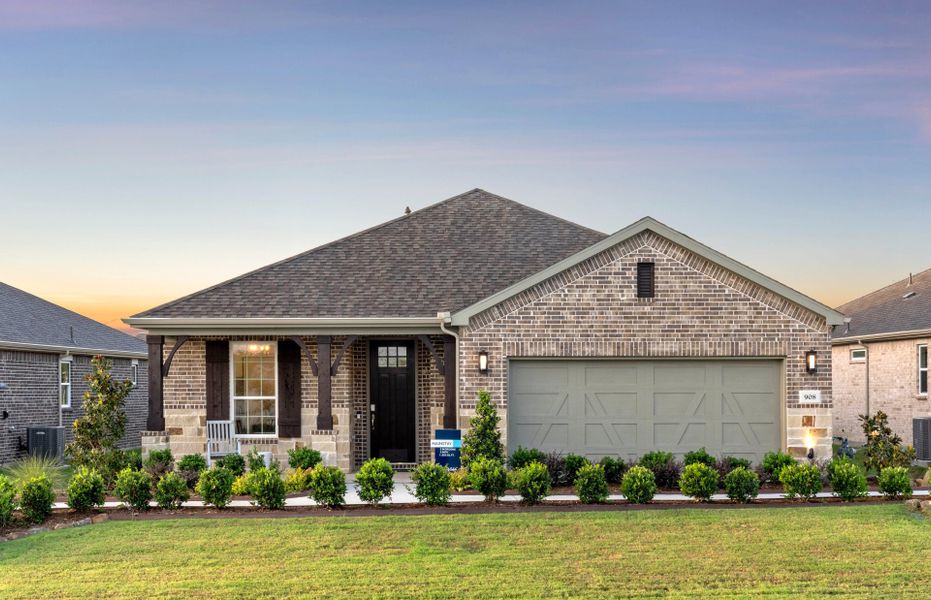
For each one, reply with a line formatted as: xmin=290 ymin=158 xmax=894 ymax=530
xmin=832 ymin=268 xmax=931 ymax=342
xmin=129 ymin=189 xmax=607 ymax=322
xmin=0 ymin=282 xmax=147 ymax=358
xmin=450 ymin=216 xmax=846 ymax=327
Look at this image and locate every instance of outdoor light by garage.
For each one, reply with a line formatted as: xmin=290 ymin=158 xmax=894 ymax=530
xmin=478 ymin=350 xmax=489 ymax=374
xmin=805 ymin=349 xmax=817 ymax=374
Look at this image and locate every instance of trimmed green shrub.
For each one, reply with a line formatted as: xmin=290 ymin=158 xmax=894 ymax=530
xmin=216 ymin=454 xmax=246 ymax=477
xmin=515 ymin=461 xmax=551 ymax=504
xmin=66 ymin=466 xmax=106 ymax=512
xmin=639 ymin=451 xmax=680 ymax=489
xmin=308 ymin=465 xmax=346 ymax=508
xmin=716 ymin=456 xmax=752 ymax=482
xmin=564 ymin=454 xmax=590 ymax=485
xmin=828 ymin=459 xmax=867 ymax=501
xmin=508 ymin=446 xmax=546 ymax=470
xmin=679 ymin=462 xmax=719 ymax=502
xmin=355 ymin=458 xmax=394 ymax=505
xmin=505 ymin=469 xmax=521 ymax=490
xmin=155 ymin=471 xmax=190 ymax=510
xmin=761 ymin=451 xmax=795 ymax=483
xmin=724 ymin=467 xmax=760 ymax=503
xmin=177 ymin=454 xmax=208 ymax=490
xmin=123 ymin=448 xmax=143 ymax=470
xmin=860 ymin=411 xmax=916 ymax=472
xmin=283 ymin=468 xmax=311 ymax=493
xmin=542 ymin=452 xmax=569 ymax=486
xmin=19 ymin=475 xmax=55 ymax=524
xmin=411 ymin=463 xmax=451 ymax=506
xmin=599 ymin=456 xmax=627 ymax=484
xmin=250 ymin=467 xmax=286 ymax=509
xmin=470 ymin=457 xmax=508 ymax=502
xmin=621 ymin=465 xmax=657 ymax=504
xmin=779 ymin=463 xmax=822 ymax=501
xmin=684 ymin=447 xmax=716 ymax=468
xmin=143 ymin=448 xmax=174 ymax=481
xmin=0 ymin=474 xmax=15 ymax=526
xmin=449 ymin=468 xmax=471 ymax=492
xmin=461 ymin=390 xmax=505 ymax=468
xmin=288 ymin=447 xmax=323 ymax=471
xmin=575 ymin=463 xmax=609 ymax=504
xmin=196 ymin=467 xmax=235 ymax=509
xmin=877 ymin=466 xmax=912 ymax=499
xmin=114 ymin=468 xmax=153 ymax=512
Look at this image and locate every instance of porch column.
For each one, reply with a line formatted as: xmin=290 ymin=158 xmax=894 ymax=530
xmin=146 ymin=335 xmax=165 ymax=431
xmin=443 ymin=335 xmax=457 ymax=429
xmin=317 ymin=335 xmax=333 ymax=430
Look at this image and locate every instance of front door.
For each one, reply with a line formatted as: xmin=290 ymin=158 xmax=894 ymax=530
xmin=369 ymin=341 xmax=416 ymax=462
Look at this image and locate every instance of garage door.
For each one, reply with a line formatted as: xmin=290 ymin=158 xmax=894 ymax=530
xmin=508 ymin=360 xmax=781 ymax=463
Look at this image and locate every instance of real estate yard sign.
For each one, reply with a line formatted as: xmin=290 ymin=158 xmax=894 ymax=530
xmin=431 ymin=429 xmax=461 ymax=469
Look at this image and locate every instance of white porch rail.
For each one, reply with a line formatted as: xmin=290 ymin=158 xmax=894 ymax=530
xmin=206 ymin=420 xmax=240 ymax=467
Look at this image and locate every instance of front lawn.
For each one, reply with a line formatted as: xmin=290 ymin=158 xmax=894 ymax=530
xmin=1 ymin=505 xmax=929 ymax=598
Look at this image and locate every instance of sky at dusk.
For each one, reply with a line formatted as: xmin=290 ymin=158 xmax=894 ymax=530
xmin=1 ymin=1 xmax=929 ymax=331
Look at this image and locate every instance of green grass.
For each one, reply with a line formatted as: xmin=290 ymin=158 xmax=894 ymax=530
xmin=1 ymin=505 xmax=929 ymax=598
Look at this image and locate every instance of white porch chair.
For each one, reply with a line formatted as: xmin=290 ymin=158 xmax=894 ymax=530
xmin=206 ymin=420 xmax=241 ymax=467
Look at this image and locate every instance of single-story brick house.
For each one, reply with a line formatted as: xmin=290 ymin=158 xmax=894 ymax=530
xmin=126 ymin=189 xmax=844 ymax=470
xmin=832 ymin=268 xmax=930 ymax=446
xmin=0 ymin=282 xmax=148 ymax=465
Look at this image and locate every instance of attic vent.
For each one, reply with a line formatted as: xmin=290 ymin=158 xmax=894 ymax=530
xmin=904 ymin=291 xmax=917 ymax=299
xmin=637 ymin=262 xmax=655 ymax=299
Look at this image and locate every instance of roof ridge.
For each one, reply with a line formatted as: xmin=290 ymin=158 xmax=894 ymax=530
xmin=469 ymin=188 xmax=606 ymax=238
xmin=835 ymin=266 xmax=931 ymax=311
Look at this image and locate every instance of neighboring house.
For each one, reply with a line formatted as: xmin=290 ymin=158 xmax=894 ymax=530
xmin=0 ymin=282 xmax=148 ymax=465
xmin=832 ymin=269 xmax=930 ymax=445
xmin=126 ymin=189 xmax=843 ymax=470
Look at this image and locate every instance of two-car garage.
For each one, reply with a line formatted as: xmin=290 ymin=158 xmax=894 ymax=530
xmin=508 ymin=359 xmax=783 ymax=463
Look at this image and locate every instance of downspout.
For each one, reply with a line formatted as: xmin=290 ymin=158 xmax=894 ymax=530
xmin=437 ymin=312 xmax=459 ymax=420
xmin=859 ymin=340 xmax=870 ymax=417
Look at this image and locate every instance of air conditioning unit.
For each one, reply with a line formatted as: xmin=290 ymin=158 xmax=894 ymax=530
xmin=27 ymin=426 xmax=65 ymax=460
xmin=914 ymin=417 xmax=931 ymax=461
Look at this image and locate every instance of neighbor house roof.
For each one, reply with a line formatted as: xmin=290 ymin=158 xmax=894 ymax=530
xmin=0 ymin=282 xmax=147 ymax=358
xmin=832 ymin=268 xmax=931 ymax=342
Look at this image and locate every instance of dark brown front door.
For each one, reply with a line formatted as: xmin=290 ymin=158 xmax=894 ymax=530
xmin=370 ymin=341 xmax=416 ymax=462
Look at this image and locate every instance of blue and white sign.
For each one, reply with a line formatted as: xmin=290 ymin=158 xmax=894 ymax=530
xmin=432 ymin=429 xmax=461 ymax=469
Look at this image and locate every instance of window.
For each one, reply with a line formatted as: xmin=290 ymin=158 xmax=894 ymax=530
xmin=131 ymin=360 xmax=138 ymax=386
xmin=920 ymin=345 xmax=928 ymax=396
xmin=59 ymin=359 xmax=71 ymax=408
xmin=231 ymin=342 xmax=277 ymax=435
xmin=377 ymin=345 xmax=408 ymax=368
xmin=850 ymin=348 xmax=867 ymax=363
xmin=637 ymin=262 xmax=655 ymax=298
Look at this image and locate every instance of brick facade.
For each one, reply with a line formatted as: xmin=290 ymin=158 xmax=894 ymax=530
xmin=832 ymin=338 xmax=930 ymax=445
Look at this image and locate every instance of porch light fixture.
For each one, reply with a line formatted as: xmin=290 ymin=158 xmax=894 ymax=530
xmin=805 ymin=349 xmax=817 ymax=374
xmin=478 ymin=351 xmax=489 ymax=374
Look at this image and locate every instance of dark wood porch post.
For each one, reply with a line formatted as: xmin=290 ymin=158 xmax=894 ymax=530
xmin=146 ymin=335 xmax=165 ymax=431
xmin=443 ymin=335 xmax=457 ymax=429
xmin=317 ymin=335 xmax=333 ymax=430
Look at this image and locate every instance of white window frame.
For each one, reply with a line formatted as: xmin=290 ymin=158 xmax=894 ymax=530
xmin=919 ymin=344 xmax=928 ymax=396
xmin=850 ymin=348 xmax=867 ymax=363
xmin=229 ymin=341 xmax=278 ymax=437
xmin=131 ymin=360 xmax=138 ymax=387
xmin=59 ymin=357 xmax=72 ymax=408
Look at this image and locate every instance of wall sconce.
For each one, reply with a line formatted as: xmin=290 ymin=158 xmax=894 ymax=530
xmin=478 ymin=351 xmax=489 ymax=374
xmin=805 ymin=349 xmax=817 ymax=374
xmin=804 ymin=428 xmax=816 ymax=461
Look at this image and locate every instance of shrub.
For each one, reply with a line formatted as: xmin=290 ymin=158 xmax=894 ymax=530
xmin=460 ymin=390 xmax=504 ymax=468
xmin=232 ymin=474 xmax=254 ymax=496
xmin=155 ymin=471 xmax=190 ymax=510
xmin=0 ymin=474 xmax=15 ymax=526
xmin=761 ymin=451 xmax=795 ymax=483
xmin=216 ymin=453 xmax=246 ymax=477
xmin=249 ymin=467 xmax=286 ymax=509
xmin=639 ymin=451 xmax=681 ymax=489
xmin=679 ymin=463 xmax=719 ymax=502
xmin=177 ymin=454 xmax=208 ymax=490
xmin=196 ymin=467 xmax=235 ymax=509
xmin=508 ymin=446 xmax=546 ymax=470
xmin=4 ymin=455 xmax=67 ymax=491
xmin=575 ymin=463 xmax=609 ymax=504
xmin=449 ymin=468 xmax=471 ymax=492
xmin=283 ymin=468 xmax=312 ymax=493
xmin=114 ymin=468 xmax=153 ymax=512
xmin=506 ymin=469 xmax=521 ymax=490
xmin=724 ymin=467 xmax=760 ymax=503
xmin=515 ymin=462 xmax=551 ymax=504
xmin=143 ymin=448 xmax=174 ymax=481
xmin=564 ymin=454 xmax=590 ymax=485
xmin=779 ymin=463 xmax=822 ymax=501
xmin=355 ymin=458 xmax=394 ymax=505
xmin=469 ymin=457 xmax=507 ymax=502
xmin=308 ymin=465 xmax=346 ymax=508
xmin=542 ymin=452 xmax=569 ymax=486
xmin=288 ymin=447 xmax=323 ymax=471
xmin=860 ymin=412 xmax=916 ymax=472
xmin=684 ymin=447 xmax=717 ymax=468
xmin=621 ymin=465 xmax=657 ymax=504
xmin=716 ymin=456 xmax=752 ymax=482
xmin=877 ymin=466 xmax=912 ymax=499
xmin=411 ymin=463 xmax=451 ymax=506
xmin=123 ymin=448 xmax=143 ymax=470
xmin=246 ymin=447 xmax=267 ymax=472
xmin=828 ymin=460 xmax=867 ymax=501
xmin=599 ymin=456 xmax=627 ymax=484
xmin=66 ymin=466 xmax=106 ymax=512
xmin=19 ymin=475 xmax=55 ymax=524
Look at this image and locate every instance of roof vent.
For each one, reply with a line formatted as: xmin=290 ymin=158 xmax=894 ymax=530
xmin=909 ymin=272 xmax=914 ymax=285
xmin=904 ymin=291 xmax=917 ymax=299
xmin=404 ymin=206 xmax=411 ymax=215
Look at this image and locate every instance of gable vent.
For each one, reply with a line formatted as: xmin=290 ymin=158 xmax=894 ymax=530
xmin=637 ymin=262 xmax=655 ymax=298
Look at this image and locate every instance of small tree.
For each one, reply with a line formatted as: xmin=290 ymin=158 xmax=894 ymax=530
xmin=460 ymin=390 xmax=504 ymax=468
xmin=859 ymin=411 xmax=916 ymax=473
xmin=66 ymin=356 xmax=133 ymax=477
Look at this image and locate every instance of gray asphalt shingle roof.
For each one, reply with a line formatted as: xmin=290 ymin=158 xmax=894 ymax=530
xmin=0 ymin=282 xmax=146 ymax=355
xmin=833 ymin=268 xmax=931 ymax=339
xmin=135 ymin=189 xmax=608 ymax=319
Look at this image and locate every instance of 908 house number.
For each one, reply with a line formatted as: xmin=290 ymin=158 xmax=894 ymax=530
xmin=799 ymin=390 xmax=822 ymax=403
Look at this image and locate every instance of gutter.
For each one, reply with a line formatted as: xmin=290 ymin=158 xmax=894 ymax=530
xmin=123 ymin=317 xmax=446 ymax=336
xmin=832 ymin=328 xmax=931 ymax=345
xmin=0 ymin=339 xmax=147 ymax=360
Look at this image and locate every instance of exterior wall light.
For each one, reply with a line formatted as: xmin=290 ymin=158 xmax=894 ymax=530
xmin=478 ymin=350 xmax=489 ymax=374
xmin=805 ymin=349 xmax=817 ymax=374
